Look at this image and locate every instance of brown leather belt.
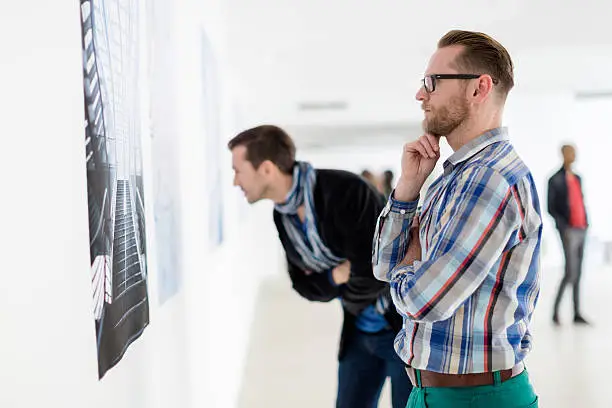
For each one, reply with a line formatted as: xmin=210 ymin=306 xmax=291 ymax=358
xmin=405 ymin=363 xmax=524 ymax=388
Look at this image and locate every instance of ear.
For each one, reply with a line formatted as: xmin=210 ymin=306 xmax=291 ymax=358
xmin=469 ymin=74 xmax=494 ymax=103
xmin=259 ymin=160 xmax=276 ymax=175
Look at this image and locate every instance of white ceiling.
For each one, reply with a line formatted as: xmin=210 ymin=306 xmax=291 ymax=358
xmin=226 ymin=0 xmax=612 ymax=143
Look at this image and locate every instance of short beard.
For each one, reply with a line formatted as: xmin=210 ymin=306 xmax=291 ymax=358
xmin=423 ymin=96 xmax=469 ymax=137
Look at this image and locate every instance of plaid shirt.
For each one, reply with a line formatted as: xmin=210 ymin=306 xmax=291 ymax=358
xmin=372 ymin=128 xmax=543 ymax=374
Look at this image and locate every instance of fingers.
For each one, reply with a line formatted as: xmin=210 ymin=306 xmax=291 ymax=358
xmin=419 ymin=135 xmax=439 ymax=158
xmin=409 ymin=225 xmax=419 ymax=241
xmin=405 ymin=141 xmax=429 ymax=158
xmin=402 ymin=233 xmax=422 ymax=264
xmin=405 ymin=135 xmax=440 ymax=159
xmin=410 ymin=217 xmax=420 ymax=243
xmin=424 ymin=134 xmax=440 ymax=151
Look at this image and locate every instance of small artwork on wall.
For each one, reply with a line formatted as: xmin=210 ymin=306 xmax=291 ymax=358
xmin=201 ymin=29 xmax=224 ymax=248
xmin=148 ymin=1 xmax=182 ymax=305
xmin=79 ymin=0 xmax=150 ymax=379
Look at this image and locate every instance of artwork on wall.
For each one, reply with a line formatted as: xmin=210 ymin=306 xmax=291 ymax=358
xmin=201 ymin=29 xmax=224 ymax=248
xmin=151 ymin=119 xmax=182 ymax=303
xmin=79 ymin=0 xmax=150 ymax=379
xmin=148 ymin=0 xmax=182 ymax=304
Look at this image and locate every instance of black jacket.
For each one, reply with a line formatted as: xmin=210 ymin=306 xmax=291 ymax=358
xmin=547 ymin=167 xmax=588 ymax=231
xmin=273 ymin=169 xmax=402 ymax=359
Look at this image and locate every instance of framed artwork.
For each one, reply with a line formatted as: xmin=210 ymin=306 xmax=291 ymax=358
xmin=201 ymin=29 xmax=224 ymax=248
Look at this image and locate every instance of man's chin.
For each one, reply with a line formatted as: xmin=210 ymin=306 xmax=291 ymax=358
xmin=246 ymin=196 xmax=262 ymax=204
xmin=422 ymin=121 xmax=441 ymax=138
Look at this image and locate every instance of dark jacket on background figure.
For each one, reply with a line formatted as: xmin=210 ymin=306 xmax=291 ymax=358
xmin=547 ymin=167 xmax=588 ymax=231
xmin=273 ymin=169 xmax=402 ymax=359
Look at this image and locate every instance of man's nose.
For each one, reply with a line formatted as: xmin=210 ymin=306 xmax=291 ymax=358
xmin=416 ymin=86 xmax=427 ymax=101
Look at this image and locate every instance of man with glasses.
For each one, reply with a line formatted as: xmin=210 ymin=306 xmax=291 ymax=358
xmin=373 ymin=30 xmax=542 ymax=407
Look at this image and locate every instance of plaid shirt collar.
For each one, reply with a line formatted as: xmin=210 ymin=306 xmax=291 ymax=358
xmin=443 ymin=127 xmax=509 ymax=176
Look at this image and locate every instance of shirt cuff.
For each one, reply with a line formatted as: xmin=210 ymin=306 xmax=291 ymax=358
xmin=388 ymin=190 xmax=419 ymax=217
xmin=389 ymin=261 xmax=417 ymax=282
xmin=327 ymin=269 xmax=339 ymax=287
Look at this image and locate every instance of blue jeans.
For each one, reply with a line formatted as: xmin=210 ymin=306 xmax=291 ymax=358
xmin=337 ymin=328 xmax=412 ymax=408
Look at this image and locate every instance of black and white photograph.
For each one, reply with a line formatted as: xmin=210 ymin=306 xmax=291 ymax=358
xmin=80 ymin=0 xmax=150 ymax=379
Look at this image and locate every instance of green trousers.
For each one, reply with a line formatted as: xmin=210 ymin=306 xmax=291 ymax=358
xmin=406 ymin=369 xmax=538 ymax=408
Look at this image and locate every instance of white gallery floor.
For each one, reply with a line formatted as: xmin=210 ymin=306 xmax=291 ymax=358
xmin=238 ymin=263 xmax=612 ymax=408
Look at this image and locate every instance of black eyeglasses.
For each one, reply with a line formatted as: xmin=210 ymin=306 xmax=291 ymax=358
xmin=422 ymin=74 xmax=497 ymax=93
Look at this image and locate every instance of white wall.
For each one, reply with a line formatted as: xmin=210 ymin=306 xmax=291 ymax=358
xmin=164 ymin=1 xmax=286 ymax=407
xmin=0 ymin=1 xmax=281 ymax=408
xmin=505 ymin=91 xmax=612 ymax=270
xmin=0 ymin=2 xmax=158 ymax=407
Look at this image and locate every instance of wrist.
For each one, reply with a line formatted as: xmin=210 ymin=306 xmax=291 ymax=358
xmin=394 ymin=179 xmax=421 ymax=202
xmin=328 ymin=269 xmax=340 ymax=286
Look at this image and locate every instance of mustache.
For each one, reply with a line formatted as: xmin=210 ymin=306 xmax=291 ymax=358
xmin=422 ymin=104 xmax=431 ymax=111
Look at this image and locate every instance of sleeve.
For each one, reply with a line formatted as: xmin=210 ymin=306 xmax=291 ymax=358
xmin=273 ymin=214 xmax=341 ymax=302
xmin=285 ymin=257 xmax=341 ymax=302
xmin=547 ymin=175 xmax=565 ymax=229
xmin=332 ymin=180 xmax=389 ymax=315
xmin=375 ymin=166 xmax=522 ymax=323
xmin=547 ymin=177 xmax=557 ymax=217
xmin=372 ymin=193 xmax=420 ymax=282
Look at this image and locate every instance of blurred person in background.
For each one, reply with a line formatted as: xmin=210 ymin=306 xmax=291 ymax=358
xmin=381 ymin=169 xmax=395 ymax=197
xmin=547 ymin=144 xmax=590 ymax=325
xmin=361 ymin=169 xmax=375 ymax=182
xmin=373 ymin=30 xmax=542 ymax=407
xmin=229 ymin=125 xmax=411 ymax=408
xmin=361 ymin=169 xmax=380 ymax=190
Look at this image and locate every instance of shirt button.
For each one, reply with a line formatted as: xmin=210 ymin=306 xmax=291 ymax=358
xmin=400 ymin=209 xmax=406 ymax=215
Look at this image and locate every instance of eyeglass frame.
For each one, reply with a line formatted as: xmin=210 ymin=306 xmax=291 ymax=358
xmin=421 ymin=74 xmax=498 ymax=93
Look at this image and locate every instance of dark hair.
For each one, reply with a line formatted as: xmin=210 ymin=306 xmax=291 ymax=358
xmin=227 ymin=125 xmax=296 ymax=174
xmin=561 ymin=144 xmax=574 ymax=154
xmin=438 ymin=30 xmax=514 ymax=99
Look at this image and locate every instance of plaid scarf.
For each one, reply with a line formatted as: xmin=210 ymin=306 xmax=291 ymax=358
xmin=275 ymin=162 xmax=344 ymax=272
